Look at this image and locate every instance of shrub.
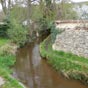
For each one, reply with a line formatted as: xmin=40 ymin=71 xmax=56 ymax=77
xmin=7 ymin=19 xmax=28 ymax=46
xmin=50 ymin=23 xmax=62 ymax=43
xmin=0 ymin=18 xmax=10 ymax=37
xmin=0 ymin=24 xmax=9 ymax=37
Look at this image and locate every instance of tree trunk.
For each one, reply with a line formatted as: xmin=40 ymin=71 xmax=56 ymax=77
xmin=1 ymin=0 xmax=7 ymax=15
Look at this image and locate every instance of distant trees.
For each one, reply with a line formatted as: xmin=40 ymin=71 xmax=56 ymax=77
xmin=0 ymin=0 xmax=79 ymax=38
xmin=58 ymin=0 xmax=78 ymax=20
xmin=0 ymin=0 xmax=78 ymax=21
xmin=0 ymin=0 xmax=12 ymax=15
xmin=0 ymin=0 xmax=7 ymax=15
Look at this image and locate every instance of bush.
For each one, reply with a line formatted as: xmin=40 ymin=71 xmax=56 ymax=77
xmin=50 ymin=23 xmax=62 ymax=43
xmin=37 ymin=17 xmax=48 ymax=30
xmin=0 ymin=18 xmax=10 ymax=37
xmin=7 ymin=19 xmax=28 ymax=46
xmin=0 ymin=24 xmax=9 ymax=37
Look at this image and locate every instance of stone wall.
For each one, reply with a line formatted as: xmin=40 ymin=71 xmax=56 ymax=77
xmin=53 ymin=28 xmax=88 ymax=58
xmin=55 ymin=20 xmax=88 ymax=29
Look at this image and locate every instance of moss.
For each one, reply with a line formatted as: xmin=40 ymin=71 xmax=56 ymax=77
xmin=40 ymin=35 xmax=88 ymax=84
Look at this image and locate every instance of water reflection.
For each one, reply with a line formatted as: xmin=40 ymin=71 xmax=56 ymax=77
xmin=14 ymin=37 xmax=88 ymax=88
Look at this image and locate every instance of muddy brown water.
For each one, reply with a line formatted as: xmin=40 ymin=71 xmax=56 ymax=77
xmin=13 ymin=36 xmax=88 ymax=88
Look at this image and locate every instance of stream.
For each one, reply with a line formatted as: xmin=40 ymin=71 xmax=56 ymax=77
xmin=13 ymin=36 xmax=88 ymax=88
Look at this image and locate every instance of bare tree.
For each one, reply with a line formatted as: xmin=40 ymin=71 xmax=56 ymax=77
xmin=1 ymin=0 xmax=7 ymax=14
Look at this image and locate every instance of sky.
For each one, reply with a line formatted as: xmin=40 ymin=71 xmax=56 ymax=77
xmin=0 ymin=0 xmax=88 ymax=11
xmin=72 ymin=0 xmax=88 ymax=2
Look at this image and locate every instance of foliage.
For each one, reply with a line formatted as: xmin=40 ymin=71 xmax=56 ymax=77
xmin=58 ymin=3 xmax=78 ymax=20
xmin=37 ymin=17 xmax=56 ymax=34
xmin=31 ymin=5 xmax=43 ymax=21
xmin=0 ymin=24 xmax=9 ymax=37
xmin=7 ymin=19 xmax=28 ymax=46
xmin=36 ymin=0 xmax=56 ymax=32
xmin=10 ymin=5 xmax=27 ymax=23
xmin=40 ymin=35 xmax=88 ymax=84
xmin=50 ymin=23 xmax=63 ymax=43
xmin=37 ymin=17 xmax=50 ymax=31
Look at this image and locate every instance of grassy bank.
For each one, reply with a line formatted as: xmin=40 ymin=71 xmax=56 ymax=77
xmin=0 ymin=38 xmax=10 ymax=47
xmin=0 ymin=38 xmax=24 ymax=88
xmin=40 ymin=36 xmax=88 ymax=84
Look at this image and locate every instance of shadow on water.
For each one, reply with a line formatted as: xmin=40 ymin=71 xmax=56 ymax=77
xmin=13 ymin=35 xmax=88 ymax=88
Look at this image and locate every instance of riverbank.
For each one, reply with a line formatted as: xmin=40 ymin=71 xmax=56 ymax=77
xmin=40 ymin=35 xmax=88 ymax=84
xmin=0 ymin=38 xmax=9 ymax=47
xmin=0 ymin=38 xmax=24 ymax=88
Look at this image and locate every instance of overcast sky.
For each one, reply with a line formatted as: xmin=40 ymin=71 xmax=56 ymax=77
xmin=72 ymin=0 xmax=88 ymax=2
xmin=0 ymin=0 xmax=88 ymax=11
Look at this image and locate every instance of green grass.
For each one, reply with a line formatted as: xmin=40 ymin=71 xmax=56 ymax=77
xmin=0 ymin=55 xmax=24 ymax=88
xmin=40 ymin=36 xmax=88 ymax=84
xmin=0 ymin=38 xmax=10 ymax=47
xmin=0 ymin=55 xmax=15 ymax=72
xmin=0 ymin=37 xmax=24 ymax=88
